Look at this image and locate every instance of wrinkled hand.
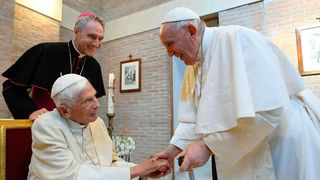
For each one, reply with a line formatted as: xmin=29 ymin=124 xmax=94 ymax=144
xmin=143 ymin=158 xmax=170 ymax=179
xmin=131 ymin=158 xmax=169 ymax=179
xmin=178 ymin=139 xmax=212 ymax=172
xmin=148 ymin=145 xmax=182 ymax=178
xmin=151 ymin=144 xmax=181 ymax=165
xmin=29 ymin=108 xmax=49 ymax=119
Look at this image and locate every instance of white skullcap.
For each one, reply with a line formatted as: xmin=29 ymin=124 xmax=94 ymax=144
xmin=51 ymin=74 xmax=87 ymax=97
xmin=161 ymin=7 xmax=200 ymax=24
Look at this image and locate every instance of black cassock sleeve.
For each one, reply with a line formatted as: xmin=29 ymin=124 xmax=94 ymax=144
xmin=2 ymin=80 xmax=38 ymax=119
xmin=2 ymin=43 xmax=46 ymax=119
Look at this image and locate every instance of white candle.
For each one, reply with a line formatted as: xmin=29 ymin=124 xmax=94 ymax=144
xmin=107 ymin=73 xmax=115 ymax=114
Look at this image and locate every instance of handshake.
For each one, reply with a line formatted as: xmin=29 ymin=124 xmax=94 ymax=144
xmin=130 ymin=158 xmax=170 ymax=179
xmin=130 ymin=140 xmax=213 ymax=179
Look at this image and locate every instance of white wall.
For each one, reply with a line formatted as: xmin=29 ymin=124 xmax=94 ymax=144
xmin=15 ymin=0 xmax=62 ymax=21
xmin=60 ymin=0 xmax=261 ymax=42
xmin=105 ymin=0 xmax=261 ymax=41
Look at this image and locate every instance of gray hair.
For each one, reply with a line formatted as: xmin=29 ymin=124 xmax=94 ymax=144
xmin=52 ymin=78 xmax=89 ymax=106
xmin=75 ymin=15 xmax=105 ymax=31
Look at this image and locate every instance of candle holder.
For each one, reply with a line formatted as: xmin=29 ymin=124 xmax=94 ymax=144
xmin=106 ymin=113 xmax=115 ymax=138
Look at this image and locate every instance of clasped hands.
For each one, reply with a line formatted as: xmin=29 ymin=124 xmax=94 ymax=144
xmin=131 ymin=158 xmax=170 ymax=179
xmin=149 ymin=139 xmax=212 ymax=178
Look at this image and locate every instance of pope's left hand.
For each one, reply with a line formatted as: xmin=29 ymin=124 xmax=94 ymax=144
xmin=178 ymin=139 xmax=213 ymax=172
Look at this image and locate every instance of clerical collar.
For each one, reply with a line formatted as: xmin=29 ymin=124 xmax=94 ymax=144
xmin=71 ymin=40 xmax=85 ymax=58
xmin=66 ymin=118 xmax=87 ymax=129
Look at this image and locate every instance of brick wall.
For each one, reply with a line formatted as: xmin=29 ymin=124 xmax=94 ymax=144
xmin=100 ymin=29 xmax=172 ymax=162
xmin=219 ymin=0 xmax=320 ymax=97
xmin=0 ymin=3 xmax=60 ymax=118
xmin=0 ymin=0 xmax=14 ymax=118
xmin=13 ymin=4 xmax=60 ymax=62
xmin=60 ymin=26 xmax=73 ymax=42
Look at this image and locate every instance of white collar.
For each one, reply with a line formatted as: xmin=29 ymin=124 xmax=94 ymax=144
xmin=72 ymin=40 xmax=85 ymax=58
xmin=66 ymin=118 xmax=87 ymax=129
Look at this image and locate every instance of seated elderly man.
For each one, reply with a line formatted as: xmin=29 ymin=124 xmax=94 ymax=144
xmin=28 ymin=74 xmax=168 ymax=180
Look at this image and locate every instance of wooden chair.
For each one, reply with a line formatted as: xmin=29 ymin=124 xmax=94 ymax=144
xmin=0 ymin=120 xmax=33 ymax=180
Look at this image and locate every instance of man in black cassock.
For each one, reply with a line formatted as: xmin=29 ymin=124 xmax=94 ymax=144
xmin=2 ymin=12 xmax=106 ymax=119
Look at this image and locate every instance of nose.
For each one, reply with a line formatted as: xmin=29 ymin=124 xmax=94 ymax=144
xmin=167 ymin=48 xmax=174 ymax=57
xmin=92 ymin=38 xmax=101 ymax=48
xmin=92 ymin=97 xmax=100 ymax=109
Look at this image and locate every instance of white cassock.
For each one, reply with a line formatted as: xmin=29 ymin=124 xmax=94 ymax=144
xmin=171 ymin=25 xmax=320 ymax=180
xmin=28 ymin=109 xmax=137 ymax=180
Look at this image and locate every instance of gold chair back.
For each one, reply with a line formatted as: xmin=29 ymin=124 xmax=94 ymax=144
xmin=0 ymin=120 xmax=33 ymax=180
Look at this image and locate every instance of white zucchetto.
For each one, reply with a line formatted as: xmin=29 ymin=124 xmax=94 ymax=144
xmin=161 ymin=7 xmax=200 ymax=24
xmin=51 ymin=74 xmax=86 ymax=97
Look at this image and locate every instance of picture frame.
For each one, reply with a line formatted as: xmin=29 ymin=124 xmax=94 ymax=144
xmin=296 ymin=24 xmax=320 ymax=76
xmin=120 ymin=58 xmax=141 ymax=93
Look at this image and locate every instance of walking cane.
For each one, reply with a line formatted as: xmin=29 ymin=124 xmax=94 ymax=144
xmin=178 ymin=156 xmax=195 ymax=180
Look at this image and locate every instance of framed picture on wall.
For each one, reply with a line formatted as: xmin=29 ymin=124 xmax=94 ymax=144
xmin=296 ymin=24 xmax=320 ymax=76
xmin=120 ymin=58 xmax=141 ymax=93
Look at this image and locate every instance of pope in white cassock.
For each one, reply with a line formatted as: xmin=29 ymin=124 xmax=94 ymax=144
xmin=152 ymin=7 xmax=320 ymax=180
xmin=27 ymin=74 xmax=169 ymax=180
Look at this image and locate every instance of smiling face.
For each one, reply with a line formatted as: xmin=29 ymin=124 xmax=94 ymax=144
xmin=73 ymin=19 xmax=104 ymax=56
xmin=159 ymin=22 xmax=200 ymax=65
xmin=68 ymin=83 xmax=100 ymax=125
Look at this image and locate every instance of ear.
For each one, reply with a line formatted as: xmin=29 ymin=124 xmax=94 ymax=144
xmin=57 ymin=104 xmax=71 ymax=119
xmin=74 ymin=26 xmax=79 ymax=33
xmin=73 ymin=27 xmax=80 ymax=38
xmin=186 ymin=23 xmax=197 ymax=38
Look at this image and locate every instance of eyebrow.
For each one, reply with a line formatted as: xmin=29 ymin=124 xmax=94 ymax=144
xmin=88 ymin=33 xmax=103 ymax=38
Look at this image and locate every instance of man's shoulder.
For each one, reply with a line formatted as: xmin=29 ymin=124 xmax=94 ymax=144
xmin=31 ymin=110 xmax=72 ymax=141
xmin=220 ymin=25 xmax=260 ymax=36
xmin=83 ymin=56 xmax=102 ymax=73
xmin=34 ymin=42 xmax=67 ymax=49
xmin=26 ymin=42 xmax=67 ymax=54
xmin=33 ymin=110 xmax=65 ymax=129
xmin=85 ymin=56 xmax=100 ymax=65
xmin=214 ymin=25 xmax=242 ymax=34
xmin=210 ymin=25 xmax=262 ymax=42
